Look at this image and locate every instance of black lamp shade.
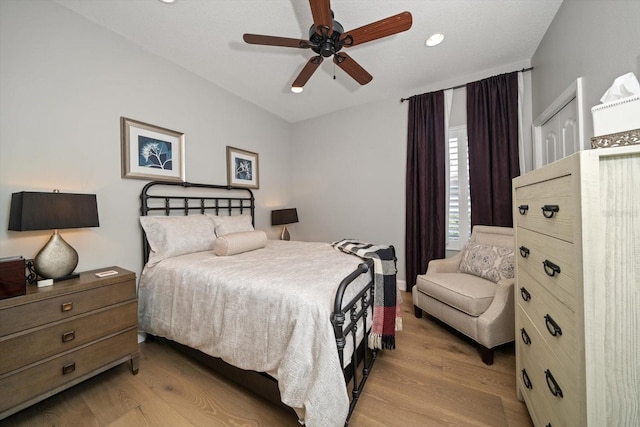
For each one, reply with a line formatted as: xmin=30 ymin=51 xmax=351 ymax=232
xmin=8 ymin=192 xmax=100 ymax=231
xmin=271 ymin=208 xmax=299 ymax=226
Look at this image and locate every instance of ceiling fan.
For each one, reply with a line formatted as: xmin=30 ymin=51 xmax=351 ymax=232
xmin=243 ymin=0 xmax=412 ymax=91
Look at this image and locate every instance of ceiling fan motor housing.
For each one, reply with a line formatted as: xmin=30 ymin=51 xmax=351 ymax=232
xmin=309 ymin=19 xmax=344 ymax=57
xmin=243 ymin=8 xmax=412 ymax=88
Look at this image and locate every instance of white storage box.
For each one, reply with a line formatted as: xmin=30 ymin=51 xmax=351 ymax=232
xmin=591 ymin=95 xmax=640 ymax=136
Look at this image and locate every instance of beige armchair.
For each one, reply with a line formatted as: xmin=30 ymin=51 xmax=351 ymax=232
xmin=412 ymin=226 xmax=515 ymax=365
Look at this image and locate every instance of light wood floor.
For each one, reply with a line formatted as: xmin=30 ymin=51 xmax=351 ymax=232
xmin=1 ymin=293 xmax=532 ymax=427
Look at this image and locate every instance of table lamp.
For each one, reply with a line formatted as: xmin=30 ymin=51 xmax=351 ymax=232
xmin=8 ymin=190 xmax=99 ymax=281
xmin=271 ymin=208 xmax=298 ymax=241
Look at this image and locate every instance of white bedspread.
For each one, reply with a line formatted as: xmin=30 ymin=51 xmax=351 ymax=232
xmin=138 ymin=240 xmax=370 ymax=427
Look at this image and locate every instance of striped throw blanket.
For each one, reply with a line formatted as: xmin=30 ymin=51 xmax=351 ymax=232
xmin=332 ymin=239 xmax=401 ymax=350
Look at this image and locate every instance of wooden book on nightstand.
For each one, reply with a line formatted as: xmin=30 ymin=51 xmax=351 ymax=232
xmin=0 ymin=266 xmax=139 ymax=420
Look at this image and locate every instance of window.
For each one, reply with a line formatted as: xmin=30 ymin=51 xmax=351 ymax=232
xmin=446 ymin=126 xmax=471 ymax=250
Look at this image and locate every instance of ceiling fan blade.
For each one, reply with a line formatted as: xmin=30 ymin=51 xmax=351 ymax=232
xmin=340 ymin=11 xmax=412 ymax=47
xmin=333 ymin=53 xmax=372 ymax=85
xmin=292 ymin=56 xmax=324 ymax=88
xmin=309 ymin=0 xmax=333 ymax=36
xmin=243 ymin=33 xmax=312 ymax=49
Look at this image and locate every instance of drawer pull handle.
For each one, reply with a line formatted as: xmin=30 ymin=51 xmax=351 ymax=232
xmin=545 ymin=369 xmax=563 ymax=398
xmin=544 ymin=314 xmax=563 ymax=336
xmin=518 ymin=205 xmax=529 ymax=215
xmin=520 ymin=287 xmax=531 ymax=302
xmin=519 ymin=246 xmax=530 ymax=258
xmin=543 ymin=259 xmax=561 ymax=277
xmin=61 ymin=302 xmax=73 ymax=312
xmin=62 ymin=331 xmax=76 ymax=343
xmin=62 ymin=362 xmax=76 ymax=375
xmin=520 ymin=328 xmax=531 ymax=345
xmin=522 ymin=369 xmax=532 ymax=390
xmin=541 ymin=204 xmax=560 ymax=218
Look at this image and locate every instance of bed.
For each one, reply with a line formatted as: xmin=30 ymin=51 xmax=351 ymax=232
xmin=136 ymin=181 xmax=396 ymax=426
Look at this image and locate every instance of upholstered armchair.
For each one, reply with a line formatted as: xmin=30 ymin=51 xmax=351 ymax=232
xmin=412 ymin=226 xmax=515 ymax=365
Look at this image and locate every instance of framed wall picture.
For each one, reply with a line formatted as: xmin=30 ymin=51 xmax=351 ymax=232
xmin=226 ymin=146 xmax=259 ymax=189
xmin=121 ymin=117 xmax=185 ymax=182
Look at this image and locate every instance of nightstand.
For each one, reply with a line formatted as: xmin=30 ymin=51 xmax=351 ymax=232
xmin=0 ymin=266 xmax=139 ymax=420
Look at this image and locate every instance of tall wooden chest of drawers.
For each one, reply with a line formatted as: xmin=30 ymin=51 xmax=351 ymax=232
xmin=512 ymin=145 xmax=639 ymax=426
xmin=0 ymin=266 xmax=139 ymax=420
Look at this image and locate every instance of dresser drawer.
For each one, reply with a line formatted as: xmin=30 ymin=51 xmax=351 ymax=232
xmin=517 ymin=318 xmax=579 ymax=427
xmin=0 ymin=328 xmax=137 ymax=414
xmin=514 ymin=174 xmax=575 ymax=242
xmin=0 ymin=279 xmax=136 ymax=336
xmin=516 ymin=227 xmax=576 ymax=311
xmin=516 ymin=301 xmax=577 ymax=385
xmin=518 ymin=348 xmax=564 ymax=427
xmin=0 ymin=300 xmax=137 ymax=375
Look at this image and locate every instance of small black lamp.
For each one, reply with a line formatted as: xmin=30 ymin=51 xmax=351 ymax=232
xmin=8 ymin=190 xmax=99 ymax=281
xmin=271 ymin=208 xmax=298 ymax=241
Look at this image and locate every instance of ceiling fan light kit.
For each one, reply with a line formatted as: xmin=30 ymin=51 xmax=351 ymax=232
xmin=243 ymin=0 xmax=412 ymax=91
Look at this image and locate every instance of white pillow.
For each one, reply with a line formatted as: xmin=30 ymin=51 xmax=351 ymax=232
xmin=458 ymin=242 xmax=514 ymax=283
xmin=140 ymin=215 xmax=217 ymax=266
xmin=208 ymin=214 xmax=254 ymax=236
xmin=213 ymin=230 xmax=267 ymax=256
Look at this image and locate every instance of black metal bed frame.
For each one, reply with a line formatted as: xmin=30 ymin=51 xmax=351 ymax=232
xmin=140 ymin=180 xmax=377 ymax=425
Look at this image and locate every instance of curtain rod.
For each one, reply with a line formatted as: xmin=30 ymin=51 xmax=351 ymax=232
xmin=400 ymin=67 xmax=533 ymax=103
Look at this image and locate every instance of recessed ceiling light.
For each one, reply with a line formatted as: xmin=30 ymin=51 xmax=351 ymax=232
xmin=291 ymin=87 xmax=303 ymax=94
xmin=426 ymin=33 xmax=445 ymax=47
xmin=159 ymin=0 xmax=176 ymax=3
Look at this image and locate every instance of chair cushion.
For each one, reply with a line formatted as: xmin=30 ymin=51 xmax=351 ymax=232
xmin=415 ymin=272 xmax=497 ymax=316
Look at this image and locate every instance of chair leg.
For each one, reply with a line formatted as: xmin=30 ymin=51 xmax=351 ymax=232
xmin=480 ymin=345 xmax=495 ymax=365
xmin=413 ymin=305 xmax=423 ymax=318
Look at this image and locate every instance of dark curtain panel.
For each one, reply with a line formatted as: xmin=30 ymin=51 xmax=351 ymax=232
xmin=466 ymin=72 xmax=520 ymax=227
xmin=405 ymin=91 xmax=446 ymax=292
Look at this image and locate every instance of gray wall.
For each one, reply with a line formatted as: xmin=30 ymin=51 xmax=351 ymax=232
xmin=289 ymin=97 xmax=408 ymax=284
xmin=531 ymin=0 xmax=640 ymax=137
xmin=289 ymin=66 xmax=533 ymax=287
xmin=0 ymin=0 xmax=292 ymax=275
xmin=3 ymin=0 xmax=635 ymax=289
xmin=288 ymin=0 xmax=640 ymax=286
xmin=0 ymin=0 xmax=533 ymax=290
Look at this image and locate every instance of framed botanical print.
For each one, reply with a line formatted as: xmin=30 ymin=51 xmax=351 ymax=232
xmin=226 ymin=146 xmax=259 ymax=189
xmin=121 ymin=117 xmax=185 ymax=182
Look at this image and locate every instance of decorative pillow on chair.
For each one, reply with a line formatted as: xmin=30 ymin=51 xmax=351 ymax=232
xmin=208 ymin=214 xmax=254 ymax=236
xmin=213 ymin=230 xmax=267 ymax=256
xmin=140 ymin=215 xmax=217 ymax=266
xmin=458 ymin=242 xmax=514 ymax=283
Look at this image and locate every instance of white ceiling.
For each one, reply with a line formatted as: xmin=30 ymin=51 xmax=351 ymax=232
xmin=53 ymin=0 xmax=562 ymax=123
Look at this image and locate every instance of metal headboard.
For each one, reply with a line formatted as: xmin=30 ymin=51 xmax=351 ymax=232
xmin=139 ymin=181 xmax=255 ymax=263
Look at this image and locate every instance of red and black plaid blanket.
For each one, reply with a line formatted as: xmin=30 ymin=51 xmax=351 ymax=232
xmin=331 ymin=239 xmax=401 ymax=350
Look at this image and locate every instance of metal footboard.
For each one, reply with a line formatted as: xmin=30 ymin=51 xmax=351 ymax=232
xmin=332 ymin=258 xmax=377 ymax=425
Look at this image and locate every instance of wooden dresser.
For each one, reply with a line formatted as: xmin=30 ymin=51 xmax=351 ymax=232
xmin=512 ymin=145 xmax=639 ymax=426
xmin=0 ymin=266 xmax=139 ymax=420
